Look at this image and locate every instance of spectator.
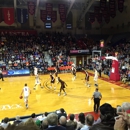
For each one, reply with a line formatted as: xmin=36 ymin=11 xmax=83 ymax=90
xmin=35 ymin=120 xmax=41 ymax=128
xmin=38 ymin=112 xmax=48 ymax=121
xmin=76 ymin=113 xmax=85 ymax=130
xmin=42 ymin=118 xmax=48 ymax=130
xmin=59 ymin=116 xmax=67 ymax=128
xmin=57 ymin=108 xmax=67 ymax=120
xmin=46 ymin=113 xmax=66 ymax=130
xmin=13 ymin=115 xmax=23 ymax=126
xmin=31 ymin=113 xmax=38 ymax=122
xmin=1 ymin=117 xmax=10 ymax=129
xmin=81 ymin=114 xmax=94 ymax=130
xmin=66 ymin=114 xmax=77 ymax=129
xmin=90 ymin=103 xmax=115 ymax=130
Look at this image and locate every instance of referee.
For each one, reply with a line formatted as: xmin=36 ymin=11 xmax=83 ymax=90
xmin=0 ymin=68 xmax=4 ymax=81
xmin=91 ymin=88 xmax=102 ymax=113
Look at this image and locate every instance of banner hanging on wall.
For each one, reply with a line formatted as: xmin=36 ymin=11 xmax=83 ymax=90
xmin=3 ymin=8 xmax=14 ymax=25
xmin=46 ymin=3 xmax=53 ymax=17
xmin=102 ymin=7 xmax=110 ymax=24
xmin=94 ymin=6 xmax=100 ymax=19
xmin=118 ymin=0 xmax=124 ymax=13
xmin=40 ymin=10 xmax=47 ymax=22
xmin=27 ymin=1 xmax=35 ymax=15
xmin=89 ymin=12 xmax=95 ymax=23
xmin=17 ymin=8 xmax=28 ymax=24
xmin=0 ymin=8 xmax=3 ymax=23
xmin=109 ymin=0 xmax=116 ymax=18
xmin=100 ymin=0 xmax=107 ymax=12
xmin=59 ymin=4 xmax=66 ymax=23
xmin=52 ymin=11 xmax=57 ymax=23
xmin=97 ymin=13 xmax=102 ymax=24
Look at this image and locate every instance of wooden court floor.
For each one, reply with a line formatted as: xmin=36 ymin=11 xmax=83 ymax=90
xmin=0 ymin=72 xmax=130 ymax=120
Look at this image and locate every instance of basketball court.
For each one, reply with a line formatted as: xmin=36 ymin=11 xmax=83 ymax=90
xmin=0 ymin=71 xmax=129 ymax=120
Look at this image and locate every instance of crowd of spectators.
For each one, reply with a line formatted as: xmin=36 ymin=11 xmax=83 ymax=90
xmin=0 ymin=102 xmax=130 ymax=130
xmin=1 ymin=32 xmax=130 ymax=84
xmin=0 ymin=32 xmax=97 ymax=74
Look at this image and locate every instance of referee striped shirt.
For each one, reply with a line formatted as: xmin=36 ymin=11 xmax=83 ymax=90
xmin=93 ymin=91 xmax=102 ymax=98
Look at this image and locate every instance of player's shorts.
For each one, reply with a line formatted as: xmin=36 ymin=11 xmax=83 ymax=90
xmin=24 ymin=96 xmax=28 ymax=102
xmin=51 ymin=79 xmax=55 ymax=84
xmin=34 ymin=71 xmax=38 ymax=76
xmin=94 ymin=76 xmax=98 ymax=81
xmin=35 ymin=81 xmax=41 ymax=84
xmin=85 ymin=76 xmax=89 ymax=81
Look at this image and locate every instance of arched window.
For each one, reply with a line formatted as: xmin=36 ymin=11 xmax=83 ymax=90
xmin=85 ymin=13 xmax=91 ymax=30
xmin=66 ymin=11 xmax=73 ymax=29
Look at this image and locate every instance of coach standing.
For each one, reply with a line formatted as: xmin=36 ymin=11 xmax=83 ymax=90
xmin=0 ymin=68 xmax=4 ymax=81
xmin=91 ymin=88 xmax=102 ymax=113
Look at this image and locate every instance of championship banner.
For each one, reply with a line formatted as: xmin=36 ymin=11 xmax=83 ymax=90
xmin=0 ymin=30 xmax=37 ymax=36
xmin=104 ymin=9 xmax=110 ymax=24
xmin=100 ymin=0 xmax=107 ymax=12
xmin=89 ymin=12 xmax=95 ymax=23
xmin=17 ymin=8 xmax=28 ymax=24
xmin=40 ymin=10 xmax=47 ymax=22
xmin=3 ymin=8 xmax=14 ymax=25
xmin=60 ymin=13 xmax=66 ymax=23
xmin=27 ymin=1 xmax=35 ymax=15
xmin=52 ymin=11 xmax=57 ymax=23
xmin=0 ymin=8 xmax=3 ymax=23
xmin=59 ymin=4 xmax=66 ymax=14
xmin=97 ymin=13 xmax=102 ymax=24
xmin=94 ymin=6 xmax=100 ymax=19
xmin=59 ymin=4 xmax=66 ymax=22
xmin=109 ymin=0 xmax=116 ymax=18
xmin=46 ymin=3 xmax=53 ymax=17
xmin=118 ymin=0 xmax=124 ymax=13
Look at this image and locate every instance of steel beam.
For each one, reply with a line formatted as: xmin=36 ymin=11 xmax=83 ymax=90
xmin=35 ymin=0 xmax=40 ymax=18
xmin=77 ymin=0 xmax=95 ymax=27
xmin=66 ymin=0 xmax=75 ymax=17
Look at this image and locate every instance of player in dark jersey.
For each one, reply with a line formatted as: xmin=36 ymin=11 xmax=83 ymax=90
xmin=84 ymin=70 xmax=90 ymax=87
xmin=50 ymin=73 xmax=55 ymax=89
xmin=58 ymin=77 xmax=67 ymax=96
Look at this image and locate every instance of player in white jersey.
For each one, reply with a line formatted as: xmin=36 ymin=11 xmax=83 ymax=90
xmin=20 ymin=83 xmax=31 ymax=109
xmin=33 ymin=74 xmax=43 ymax=90
xmin=34 ymin=66 xmax=38 ymax=76
xmin=71 ymin=63 xmax=76 ymax=81
xmin=94 ymin=68 xmax=98 ymax=86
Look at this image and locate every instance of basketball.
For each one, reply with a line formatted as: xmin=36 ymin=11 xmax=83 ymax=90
xmin=19 ymin=96 xmax=23 ymax=99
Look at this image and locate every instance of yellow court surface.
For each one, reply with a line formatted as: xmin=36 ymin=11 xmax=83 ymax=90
xmin=0 ymin=72 xmax=129 ymax=119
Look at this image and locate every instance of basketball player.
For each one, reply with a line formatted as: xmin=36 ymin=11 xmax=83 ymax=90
xmin=84 ymin=69 xmax=90 ymax=87
xmin=94 ymin=68 xmax=98 ymax=86
xmin=54 ymin=67 xmax=59 ymax=83
xmin=20 ymin=83 xmax=31 ymax=109
xmin=33 ymin=74 xmax=43 ymax=90
xmin=58 ymin=77 xmax=67 ymax=96
xmin=34 ymin=66 xmax=38 ymax=76
xmin=71 ymin=64 xmax=76 ymax=81
xmin=0 ymin=68 xmax=4 ymax=81
xmin=50 ymin=73 xmax=55 ymax=89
